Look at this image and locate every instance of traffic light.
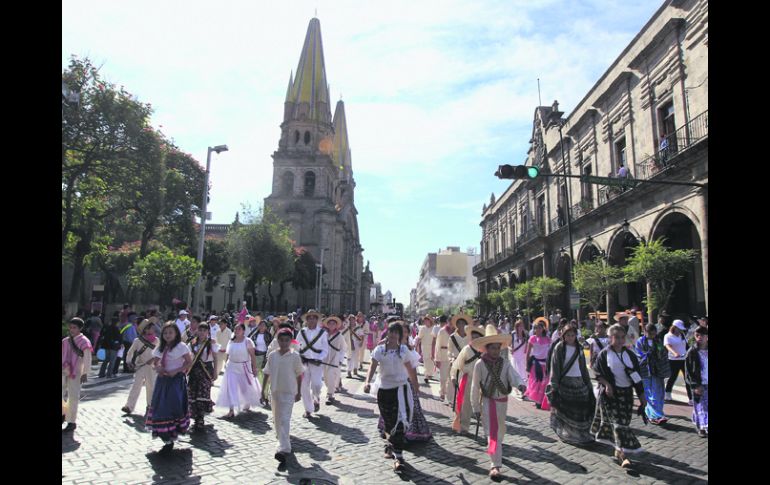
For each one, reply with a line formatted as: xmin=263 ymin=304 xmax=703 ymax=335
xmin=495 ymin=164 xmax=540 ymax=180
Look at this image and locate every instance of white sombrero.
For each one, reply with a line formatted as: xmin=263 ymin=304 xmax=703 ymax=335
xmin=471 ymin=324 xmax=512 ymax=352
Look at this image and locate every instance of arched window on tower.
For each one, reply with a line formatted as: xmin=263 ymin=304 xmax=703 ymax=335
xmin=304 ymin=171 xmax=316 ymax=197
xmin=304 ymin=131 xmax=311 ymax=145
xmin=294 ymin=130 xmax=300 ymax=145
xmin=282 ymin=171 xmax=294 ymax=195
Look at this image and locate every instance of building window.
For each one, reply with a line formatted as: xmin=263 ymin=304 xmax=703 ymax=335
xmin=304 ymin=131 xmax=312 ymax=145
xmin=282 ymin=171 xmax=294 ymax=195
xmin=294 ymin=130 xmax=300 ymax=145
xmin=658 ymin=101 xmax=676 ymax=137
xmin=537 ymin=194 xmax=545 ymax=229
xmin=581 ymin=162 xmax=593 ymax=202
xmin=615 ymin=137 xmax=627 ymax=172
xmin=304 ymin=171 xmax=316 ymax=197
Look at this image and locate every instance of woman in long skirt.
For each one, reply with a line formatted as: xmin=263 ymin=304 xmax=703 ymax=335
xmin=376 ymin=321 xmax=432 ymax=442
xmin=216 ymin=323 xmax=262 ymax=418
xmin=634 ymin=324 xmax=670 ymax=424
xmin=546 ymin=325 xmax=595 ymax=445
xmin=685 ymin=326 xmax=708 ymax=437
xmin=524 ymin=320 xmax=551 ymax=408
xmin=364 ymin=322 xmax=420 ymax=472
xmin=188 ymin=323 xmax=220 ymax=430
xmin=510 ymin=319 xmax=529 ymax=389
xmin=591 ymin=324 xmax=647 ymax=468
xmin=146 ymin=323 xmax=192 ymax=452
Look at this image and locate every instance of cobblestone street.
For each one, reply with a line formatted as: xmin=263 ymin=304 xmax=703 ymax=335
xmin=63 ymin=360 xmax=707 ymax=484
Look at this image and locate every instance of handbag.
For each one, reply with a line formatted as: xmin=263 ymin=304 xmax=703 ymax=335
xmin=96 ymin=348 xmax=106 ymax=361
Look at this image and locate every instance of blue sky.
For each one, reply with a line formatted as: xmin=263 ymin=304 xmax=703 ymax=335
xmin=63 ymin=0 xmax=663 ymax=304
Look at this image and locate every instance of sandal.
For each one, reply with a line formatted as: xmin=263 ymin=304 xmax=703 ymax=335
xmin=489 ymin=468 xmax=501 ymax=479
xmin=393 ymin=459 xmax=405 ymax=472
xmin=621 ymin=458 xmax=632 ymax=468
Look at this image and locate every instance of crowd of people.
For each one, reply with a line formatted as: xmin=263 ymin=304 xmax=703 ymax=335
xmin=62 ymin=303 xmax=708 ymax=479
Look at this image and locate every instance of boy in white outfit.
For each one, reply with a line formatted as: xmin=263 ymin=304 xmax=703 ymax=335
xmin=121 ymin=319 xmax=159 ymax=415
xmin=62 ymin=318 xmax=93 ymax=432
xmin=471 ymin=325 xmax=527 ymax=479
xmin=416 ymin=316 xmax=436 ymax=383
xmin=323 ymin=316 xmax=347 ymax=404
xmin=262 ymin=328 xmax=303 ymax=465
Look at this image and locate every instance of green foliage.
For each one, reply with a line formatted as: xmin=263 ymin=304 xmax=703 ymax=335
xmin=127 ymin=247 xmax=202 ymax=309
xmin=513 ymin=281 xmax=538 ymax=318
xmin=288 ymin=248 xmax=318 ymax=291
xmin=226 ymin=206 xmax=295 ymax=298
xmin=623 ymin=238 xmax=698 ymax=317
xmin=530 ymin=277 xmax=564 ymax=316
xmin=202 ymin=239 xmax=230 ymax=282
xmin=487 ymin=290 xmax=504 ymax=310
xmin=573 ymin=259 xmax=625 ymax=313
xmin=500 ymin=287 xmax=517 ymax=313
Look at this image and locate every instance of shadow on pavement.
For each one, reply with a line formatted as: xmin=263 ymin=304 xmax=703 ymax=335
xmin=500 ymin=456 xmax=562 ymax=484
xmin=332 ymin=402 xmax=379 ymax=420
xmin=630 ymin=460 xmax=708 ymax=484
xmin=659 ymin=421 xmax=695 ymax=433
xmin=61 ymin=433 xmax=81 ymax=454
xmin=278 ymin=453 xmax=340 ymax=484
xmin=145 ymin=447 xmax=197 ymax=483
xmin=396 ymin=461 xmax=457 ymax=484
xmin=186 ymin=425 xmax=233 ymax=457
xmin=225 ymin=409 xmax=271 ymax=435
xmin=309 ymin=414 xmax=369 ymax=444
xmin=640 ymin=451 xmax=708 ymax=477
xmin=290 ymin=435 xmax=332 ymax=462
xmin=122 ymin=413 xmax=150 ymax=434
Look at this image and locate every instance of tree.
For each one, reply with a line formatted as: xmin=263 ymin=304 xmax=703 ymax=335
xmin=623 ymin=238 xmax=698 ymax=323
xmin=202 ymin=239 xmax=230 ymax=283
xmin=487 ymin=290 xmax=504 ymax=311
xmin=62 ymin=57 xmax=154 ymax=303
xmin=226 ymin=207 xmax=294 ymax=310
xmin=513 ymin=281 xmax=538 ymax=323
xmin=500 ymin=287 xmax=517 ymax=313
xmin=127 ymin=247 xmax=202 ymax=310
xmin=573 ymin=259 xmax=625 ymax=315
xmin=531 ymin=277 xmax=565 ymax=317
xmin=276 ymin=247 xmax=318 ymax=311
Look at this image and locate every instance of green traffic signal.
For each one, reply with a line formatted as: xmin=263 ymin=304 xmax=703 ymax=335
xmin=495 ymin=164 xmax=540 ymax=180
xmin=527 ymin=166 xmax=539 ymax=178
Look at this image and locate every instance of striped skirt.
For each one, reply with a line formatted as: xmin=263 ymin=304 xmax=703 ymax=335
xmin=692 ymin=385 xmax=708 ymax=431
xmin=146 ymin=373 xmax=190 ymax=441
xmin=188 ymin=361 xmax=214 ymax=419
xmin=549 ymin=376 xmax=595 ymax=445
xmin=590 ymin=385 xmax=642 ymax=454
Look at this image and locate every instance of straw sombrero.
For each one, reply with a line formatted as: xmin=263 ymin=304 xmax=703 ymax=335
xmin=137 ymin=319 xmax=153 ymax=334
xmin=613 ymin=312 xmax=630 ymax=323
xmin=533 ymin=316 xmax=550 ymax=330
xmin=471 ymin=324 xmax=512 ymax=352
xmin=451 ymin=314 xmax=473 ymax=328
xmin=465 ymin=321 xmax=485 ymax=339
xmin=301 ymin=309 xmax=322 ymax=322
xmin=323 ymin=316 xmax=343 ymax=328
xmin=421 ymin=315 xmax=434 ymax=325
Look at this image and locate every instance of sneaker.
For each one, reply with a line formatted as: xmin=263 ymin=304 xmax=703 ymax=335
xmin=664 ymin=392 xmax=672 ymax=401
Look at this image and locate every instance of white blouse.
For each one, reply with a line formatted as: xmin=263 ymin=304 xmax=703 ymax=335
xmin=226 ymin=338 xmax=255 ymax=363
xmin=372 ymin=344 xmax=417 ymax=389
xmin=153 ymin=343 xmax=191 ymax=373
xmin=564 ymin=345 xmax=583 ymax=378
xmin=189 ymin=340 xmax=221 ymax=363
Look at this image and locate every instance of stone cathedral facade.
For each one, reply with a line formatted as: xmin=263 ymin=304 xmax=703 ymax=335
xmin=264 ymin=18 xmax=364 ymax=314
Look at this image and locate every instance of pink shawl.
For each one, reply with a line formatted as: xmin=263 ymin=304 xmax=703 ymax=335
xmin=61 ymin=334 xmax=93 ymax=379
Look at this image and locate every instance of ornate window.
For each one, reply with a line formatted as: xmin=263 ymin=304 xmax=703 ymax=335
xmin=282 ymin=171 xmax=294 ymax=195
xmin=304 ymin=131 xmax=312 ymax=145
xmin=304 ymin=171 xmax=316 ymax=197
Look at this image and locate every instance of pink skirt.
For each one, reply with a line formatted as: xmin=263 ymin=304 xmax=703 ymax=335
xmin=524 ymin=361 xmax=548 ymax=405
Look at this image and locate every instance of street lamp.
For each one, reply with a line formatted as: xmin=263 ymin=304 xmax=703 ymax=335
xmin=192 ymin=144 xmax=229 ymax=313
xmin=316 ymin=248 xmax=328 ymax=310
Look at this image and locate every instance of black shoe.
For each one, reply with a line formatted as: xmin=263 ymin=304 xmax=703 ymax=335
xmin=121 ymin=406 xmax=131 ymax=414
xmin=62 ymin=414 xmax=66 ymax=424
xmin=63 ymin=423 xmax=77 ymax=432
xmin=274 ymin=452 xmax=286 ymax=463
xmin=326 ymin=398 xmax=334 ymax=405
xmin=314 ymin=401 xmax=320 ymax=412
xmin=160 ymin=442 xmax=174 ymax=453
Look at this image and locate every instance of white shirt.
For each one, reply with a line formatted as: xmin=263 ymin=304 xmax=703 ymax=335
xmin=226 ymin=338 xmax=255 ymax=363
xmin=607 ymin=348 xmax=633 ymax=388
xmin=299 ymin=326 xmax=329 ymax=361
xmin=153 ymin=343 xmax=191 ymax=373
xmin=564 ymin=345 xmax=583 ymax=378
xmin=174 ymin=318 xmax=190 ymax=336
xmin=264 ymin=349 xmax=304 ymax=395
xmin=255 ymin=333 xmax=268 ymax=353
xmin=189 ymin=339 xmax=221 ymax=363
xmin=372 ymin=344 xmax=417 ymax=389
xmin=664 ymin=333 xmax=687 ymax=360
xmin=215 ymin=326 xmax=233 ymax=348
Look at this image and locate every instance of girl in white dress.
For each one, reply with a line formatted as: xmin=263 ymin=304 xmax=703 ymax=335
xmin=511 ymin=319 xmax=529 ymax=390
xmin=217 ymin=323 xmax=262 ymax=417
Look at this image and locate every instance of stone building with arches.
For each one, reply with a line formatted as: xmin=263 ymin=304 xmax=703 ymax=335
xmin=473 ymin=0 xmax=708 ymax=320
xmin=264 ymin=17 xmax=364 ymax=313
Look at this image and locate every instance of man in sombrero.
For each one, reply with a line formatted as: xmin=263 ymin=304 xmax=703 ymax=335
xmin=470 ymin=324 xmax=527 ymax=479
xmin=298 ymin=309 xmax=329 ymax=418
xmin=322 ymin=316 xmax=347 ymax=405
xmin=450 ymin=319 xmax=486 ymax=434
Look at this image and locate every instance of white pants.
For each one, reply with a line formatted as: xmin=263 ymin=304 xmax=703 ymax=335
xmin=301 ymin=363 xmax=324 ymax=412
xmin=481 ymin=397 xmax=508 ymax=469
xmin=125 ymin=365 xmax=157 ymax=412
xmin=437 ymin=360 xmax=451 ymax=398
xmin=349 ymin=345 xmax=363 ymax=373
xmin=214 ymin=352 xmax=228 ymax=376
xmin=421 ymin=342 xmax=435 ymax=377
xmin=271 ymin=392 xmax=295 ymax=453
xmin=324 ymin=365 xmax=341 ymax=399
xmin=62 ymin=369 xmax=82 ymax=424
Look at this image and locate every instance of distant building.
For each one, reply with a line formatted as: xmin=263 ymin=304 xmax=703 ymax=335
xmin=415 ymin=247 xmax=480 ymax=315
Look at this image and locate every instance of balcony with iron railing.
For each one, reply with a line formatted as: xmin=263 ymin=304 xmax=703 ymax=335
xmin=637 ymin=109 xmax=708 ymax=181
